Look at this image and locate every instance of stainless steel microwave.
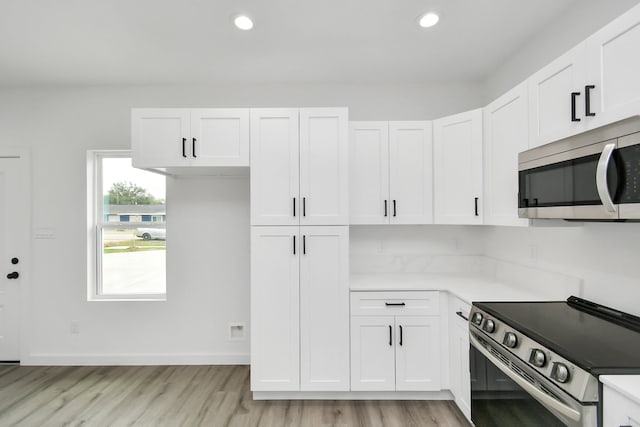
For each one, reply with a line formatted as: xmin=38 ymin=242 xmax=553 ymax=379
xmin=518 ymin=116 xmax=640 ymax=220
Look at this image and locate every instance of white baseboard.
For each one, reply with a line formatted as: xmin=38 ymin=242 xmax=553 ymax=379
xmin=20 ymin=352 xmax=250 ymax=366
xmin=253 ymin=390 xmax=454 ymax=401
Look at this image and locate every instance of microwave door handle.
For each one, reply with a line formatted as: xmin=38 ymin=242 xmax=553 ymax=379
xmin=596 ymin=143 xmax=617 ymax=213
xmin=469 ymin=333 xmax=581 ymax=422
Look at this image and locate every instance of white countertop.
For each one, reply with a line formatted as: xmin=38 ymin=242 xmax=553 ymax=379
xmin=350 ymin=272 xmax=556 ymax=305
xmin=601 ymin=375 xmax=640 ymax=406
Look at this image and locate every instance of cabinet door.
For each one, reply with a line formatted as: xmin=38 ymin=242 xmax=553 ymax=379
xmin=528 ymin=43 xmax=587 ymax=148
xmin=395 ymin=316 xmax=441 ymax=391
xmin=299 ymin=108 xmax=349 ymax=226
xmin=603 ymin=384 xmax=640 ymax=427
xmin=250 ymin=227 xmax=300 ymax=391
xmin=131 ymin=108 xmax=190 ymax=168
xmin=433 ymin=109 xmax=483 ymax=225
xmin=455 ymin=320 xmax=472 ymax=420
xmin=300 ymin=226 xmax=349 ymax=391
xmin=483 ymin=83 xmax=530 ymax=227
xmin=585 ymin=3 xmax=640 ymax=129
xmin=389 ymin=121 xmax=433 ymax=225
xmin=250 ymin=109 xmax=300 ymax=226
xmin=190 ymin=109 xmax=249 ymax=166
xmin=349 ymin=122 xmax=390 ymax=224
xmin=350 ymin=316 xmax=396 ymax=391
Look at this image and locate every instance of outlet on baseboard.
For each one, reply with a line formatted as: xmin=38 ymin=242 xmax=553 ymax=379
xmin=70 ymin=321 xmax=80 ymax=335
xmin=228 ymin=322 xmax=245 ymax=341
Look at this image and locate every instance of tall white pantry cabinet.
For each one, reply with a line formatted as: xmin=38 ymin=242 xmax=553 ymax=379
xmin=250 ymin=108 xmax=350 ymax=392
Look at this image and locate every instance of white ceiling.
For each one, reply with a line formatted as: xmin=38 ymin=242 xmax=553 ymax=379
xmin=0 ymin=0 xmax=589 ymax=87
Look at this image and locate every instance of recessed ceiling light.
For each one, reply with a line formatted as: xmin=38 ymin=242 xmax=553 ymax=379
xmin=234 ymin=15 xmax=254 ymax=31
xmin=418 ymin=12 xmax=440 ymax=28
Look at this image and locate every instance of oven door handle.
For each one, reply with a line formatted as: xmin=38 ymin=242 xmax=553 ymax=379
xmin=596 ymin=142 xmax=617 ymax=213
xmin=469 ymin=333 xmax=581 ymax=422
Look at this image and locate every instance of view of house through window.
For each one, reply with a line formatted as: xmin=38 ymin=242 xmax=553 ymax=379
xmin=97 ymin=155 xmax=166 ymax=297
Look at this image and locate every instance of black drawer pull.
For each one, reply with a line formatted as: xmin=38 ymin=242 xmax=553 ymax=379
xmin=456 ymin=311 xmax=469 ymax=321
xmin=388 ymin=325 xmax=392 ymax=346
xmin=385 ymin=302 xmax=406 ymax=307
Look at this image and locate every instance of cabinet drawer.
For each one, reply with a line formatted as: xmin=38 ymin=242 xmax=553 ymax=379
xmin=350 ymin=291 xmax=439 ymax=316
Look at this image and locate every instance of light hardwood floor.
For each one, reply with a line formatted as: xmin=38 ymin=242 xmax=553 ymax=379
xmin=0 ymin=365 xmax=470 ymax=426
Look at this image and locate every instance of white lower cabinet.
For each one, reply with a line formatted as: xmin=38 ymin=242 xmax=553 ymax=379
xmin=449 ymin=297 xmax=471 ymax=421
xmin=603 ymin=381 xmax=640 ymax=427
xmin=251 ymin=226 xmax=349 ymax=392
xmin=350 ymin=291 xmax=441 ymax=392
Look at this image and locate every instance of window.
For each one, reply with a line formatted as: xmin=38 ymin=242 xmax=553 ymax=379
xmin=88 ymin=151 xmax=166 ymax=300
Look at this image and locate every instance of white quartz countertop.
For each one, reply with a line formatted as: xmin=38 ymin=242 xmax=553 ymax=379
xmin=601 ymin=375 xmax=640 ymax=406
xmin=350 ymin=273 xmax=560 ymax=305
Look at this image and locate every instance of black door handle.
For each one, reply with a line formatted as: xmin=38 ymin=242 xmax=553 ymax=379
xmin=385 ymin=302 xmax=406 ymax=307
xmin=6 ymin=272 xmax=19 ymax=279
xmin=192 ymin=137 xmax=197 ymax=158
xmin=293 ymin=197 xmax=296 ymax=217
xmin=182 ymin=138 xmax=187 ymax=157
xmin=303 ymin=235 xmax=306 ymax=255
xmin=399 ymin=325 xmax=403 ymax=346
xmin=475 ymin=197 xmax=479 ymax=216
xmin=456 ymin=311 xmax=469 ymax=321
xmin=293 ymin=235 xmax=296 ymax=255
xmin=393 ymin=200 xmax=397 ymax=217
xmin=388 ymin=325 xmax=392 ymax=346
xmin=384 ymin=200 xmax=388 ymax=217
xmin=303 ymin=198 xmax=306 ymax=217
xmin=585 ymin=85 xmax=596 ymax=117
xmin=11 ymin=258 xmax=19 ymax=265
xmin=571 ymin=92 xmax=581 ymax=122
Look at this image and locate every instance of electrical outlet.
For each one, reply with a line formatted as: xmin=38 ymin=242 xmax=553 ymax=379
xmin=228 ymin=322 xmax=245 ymax=341
xmin=70 ymin=321 xmax=80 ymax=335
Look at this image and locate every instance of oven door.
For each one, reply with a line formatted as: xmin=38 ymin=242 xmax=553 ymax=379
xmin=469 ymin=332 xmax=597 ymax=427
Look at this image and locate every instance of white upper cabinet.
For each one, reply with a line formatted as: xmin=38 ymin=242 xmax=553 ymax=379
xmin=528 ymin=44 xmax=587 ymax=148
xmin=483 ymin=83 xmax=530 ymax=227
xmin=299 ymin=108 xmax=349 ymax=226
xmin=349 ymin=121 xmax=433 ymax=225
xmin=251 ymin=108 xmax=348 ymax=226
xmin=433 ymin=109 xmax=483 ymax=225
xmin=132 ymin=108 xmax=249 ymax=169
xmin=389 ymin=122 xmax=434 ymax=225
xmin=250 ymin=109 xmax=300 ymax=226
xmin=349 ymin=122 xmax=390 ymax=225
xmin=585 ymin=3 xmax=640 ymax=129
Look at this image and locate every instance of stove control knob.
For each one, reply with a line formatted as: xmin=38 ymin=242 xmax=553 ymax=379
xmin=530 ymin=349 xmax=546 ymax=368
xmin=471 ymin=312 xmax=483 ymax=326
xmin=483 ymin=319 xmax=496 ymax=333
xmin=503 ymin=332 xmax=518 ymax=348
xmin=552 ymin=363 xmax=570 ymax=383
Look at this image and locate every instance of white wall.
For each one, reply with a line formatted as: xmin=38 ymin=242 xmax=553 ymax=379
xmin=0 ymin=82 xmax=482 ymax=364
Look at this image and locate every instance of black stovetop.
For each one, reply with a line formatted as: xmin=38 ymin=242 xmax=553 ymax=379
xmin=475 ymin=297 xmax=640 ymax=375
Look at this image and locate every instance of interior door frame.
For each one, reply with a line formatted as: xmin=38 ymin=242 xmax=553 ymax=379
xmin=0 ymin=149 xmax=31 ymax=364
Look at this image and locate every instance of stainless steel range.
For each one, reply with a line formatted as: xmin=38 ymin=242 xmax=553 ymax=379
xmin=469 ymin=296 xmax=640 ymax=427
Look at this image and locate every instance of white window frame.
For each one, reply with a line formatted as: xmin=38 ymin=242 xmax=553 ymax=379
xmin=87 ymin=150 xmax=166 ymax=301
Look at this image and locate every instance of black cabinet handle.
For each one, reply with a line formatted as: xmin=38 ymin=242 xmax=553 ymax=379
xmin=293 ymin=235 xmax=296 ymax=255
xmin=11 ymin=258 xmax=19 ymax=265
xmin=182 ymin=138 xmax=187 ymax=157
xmin=475 ymin=197 xmax=479 ymax=216
xmin=192 ymin=138 xmax=197 ymax=158
xmin=456 ymin=311 xmax=469 ymax=321
xmin=385 ymin=302 xmax=406 ymax=307
xmin=384 ymin=200 xmax=388 ymax=217
xmin=303 ymin=197 xmax=306 ymax=217
xmin=571 ymin=92 xmax=581 ymax=122
xmin=393 ymin=200 xmax=397 ymax=217
xmin=6 ymin=272 xmax=19 ymax=279
xmin=303 ymin=235 xmax=306 ymax=255
xmin=585 ymin=85 xmax=596 ymax=117
xmin=399 ymin=325 xmax=403 ymax=346
xmin=293 ymin=197 xmax=296 ymax=217
xmin=388 ymin=325 xmax=392 ymax=346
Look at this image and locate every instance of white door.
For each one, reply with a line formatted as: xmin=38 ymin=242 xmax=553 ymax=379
xmin=299 ymin=226 xmax=349 ymax=391
xmin=451 ymin=311 xmax=471 ymax=420
xmin=483 ymin=83 xmax=530 ymax=227
xmin=0 ymin=156 xmax=28 ymax=362
xmin=299 ymin=108 xmax=349 ymax=226
xmin=395 ymin=316 xmax=441 ymax=391
xmin=389 ymin=121 xmax=433 ymax=225
xmin=527 ymin=44 xmax=587 ymax=148
xmin=190 ymin=109 xmax=250 ymax=166
xmin=131 ymin=108 xmax=190 ymax=168
xmin=250 ymin=226 xmax=300 ymax=391
xmin=349 ymin=122 xmax=390 ymax=224
xmin=350 ymin=316 xmax=396 ymax=391
xmin=250 ymin=109 xmax=300 ymax=226
xmin=433 ymin=109 xmax=483 ymax=225
xmin=585 ymin=3 xmax=640 ymax=129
